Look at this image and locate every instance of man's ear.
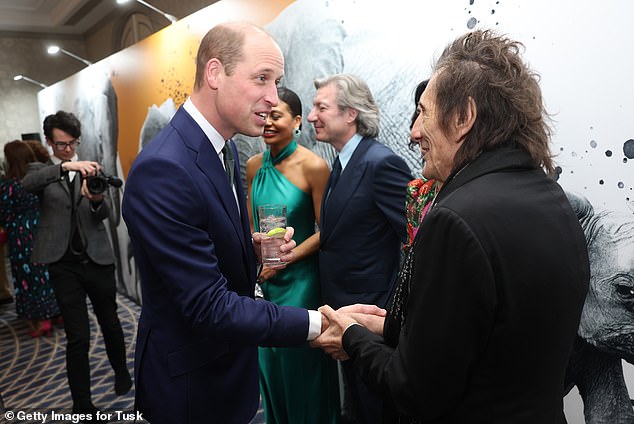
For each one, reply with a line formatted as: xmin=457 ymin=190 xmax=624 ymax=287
xmin=346 ymin=108 xmax=358 ymax=125
xmin=455 ymin=96 xmax=477 ymax=140
xmin=206 ymin=58 xmax=223 ymax=90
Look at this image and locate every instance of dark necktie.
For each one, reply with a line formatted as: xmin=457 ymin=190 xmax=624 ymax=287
xmin=330 ymin=156 xmax=342 ymax=189
xmin=326 ymin=157 xmax=342 ymax=207
xmin=222 ymin=140 xmax=235 ymax=186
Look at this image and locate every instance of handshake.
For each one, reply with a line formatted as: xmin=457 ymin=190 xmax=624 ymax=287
xmin=310 ymin=304 xmax=387 ymax=361
xmin=251 ymin=228 xmax=386 ymax=361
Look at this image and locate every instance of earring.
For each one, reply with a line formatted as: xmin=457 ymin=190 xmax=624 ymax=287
xmin=293 ymin=128 xmax=301 ymax=138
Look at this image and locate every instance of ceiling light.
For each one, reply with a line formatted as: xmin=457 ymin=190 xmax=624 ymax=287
xmin=13 ymin=75 xmax=48 ymax=89
xmin=47 ymin=45 xmax=93 ymax=66
xmin=116 ymin=0 xmax=177 ymax=23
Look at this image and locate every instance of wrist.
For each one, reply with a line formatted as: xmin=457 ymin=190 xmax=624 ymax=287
xmin=343 ymin=322 xmax=362 ymax=334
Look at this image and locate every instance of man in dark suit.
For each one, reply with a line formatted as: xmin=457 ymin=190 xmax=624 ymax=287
xmin=122 ymin=23 xmax=384 ymax=424
xmin=22 ymin=111 xmax=131 ymax=416
xmin=308 ymin=73 xmax=412 ymax=423
xmin=314 ymin=30 xmax=590 ymax=424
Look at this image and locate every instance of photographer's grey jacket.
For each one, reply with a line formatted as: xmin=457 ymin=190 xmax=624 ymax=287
xmin=22 ymin=161 xmax=114 ymax=265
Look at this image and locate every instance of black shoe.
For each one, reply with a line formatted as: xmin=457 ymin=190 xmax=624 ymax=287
xmin=0 ymin=297 xmax=13 ymax=305
xmin=114 ymin=370 xmax=132 ymax=396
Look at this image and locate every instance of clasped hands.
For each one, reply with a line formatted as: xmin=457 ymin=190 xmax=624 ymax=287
xmin=310 ymin=304 xmax=386 ymax=361
xmin=251 ymin=229 xmax=385 ymax=361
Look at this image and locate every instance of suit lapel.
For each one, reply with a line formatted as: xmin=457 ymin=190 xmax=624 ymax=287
xmin=172 ymin=108 xmax=248 ymax=257
xmin=321 ymin=139 xmax=372 ymax=245
xmin=231 ymin=141 xmax=254 ymax=254
xmin=58 ymin=172 xmax=71 ymax=195
xmin=320 ymin=177 xmax=331 ymax=241
xmin=60 ymin=171 xmax=79 ymax=207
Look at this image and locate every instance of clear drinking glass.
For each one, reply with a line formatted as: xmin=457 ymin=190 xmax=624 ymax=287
xmin=257 ymin=204 xmax=287 ymax=265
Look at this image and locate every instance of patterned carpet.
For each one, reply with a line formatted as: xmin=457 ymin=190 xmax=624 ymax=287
xmin=0 ymin=295 xmax=265 ymax=423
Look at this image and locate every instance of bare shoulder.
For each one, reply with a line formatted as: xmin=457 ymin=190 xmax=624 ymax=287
xmin=297 ymin=146 xmax=329 ymax=174
xmin=246 ymin=152 xmax=264 ymax=179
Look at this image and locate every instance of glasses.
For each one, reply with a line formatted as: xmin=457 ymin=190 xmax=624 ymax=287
xmin=52 ymin=139 xmax=80 ymax=150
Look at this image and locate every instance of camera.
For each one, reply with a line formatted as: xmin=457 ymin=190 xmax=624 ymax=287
xmin=85 ymin=171 xmax=123 ymax=195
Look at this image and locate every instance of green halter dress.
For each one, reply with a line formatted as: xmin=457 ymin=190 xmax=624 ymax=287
xmin=251 ymin=140 xmax=340 ymax=424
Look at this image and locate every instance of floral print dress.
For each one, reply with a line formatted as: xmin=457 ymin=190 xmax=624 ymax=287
xmin=0 ymin=178 xmax=60 ymax=320
xmin=403 ymin=178 xmax=439 ymax=252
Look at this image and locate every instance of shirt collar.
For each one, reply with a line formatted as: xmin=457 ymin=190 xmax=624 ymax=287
xmin=50 ymin=154 xmax=78 ymax=164
xmin=338 ymin=133 xmax=363 ymax=170
xmin=183 ymin=97 xmax=226 ymax=155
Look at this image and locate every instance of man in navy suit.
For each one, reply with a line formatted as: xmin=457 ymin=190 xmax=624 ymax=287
xmin=308 ymin=74 xmax=412 ymax=423
xmin=120 ymin=23 xmax=367 ymax=424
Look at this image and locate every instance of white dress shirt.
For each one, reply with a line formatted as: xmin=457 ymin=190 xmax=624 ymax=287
xmin=337 ymin=133 xmax=363 ymax=170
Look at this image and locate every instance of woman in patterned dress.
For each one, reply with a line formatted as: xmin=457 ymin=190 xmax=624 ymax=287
xmin=403 ymin=80 xmax=440 ymax=252
xmin=1 ymin=140 xmax=60 ymax=337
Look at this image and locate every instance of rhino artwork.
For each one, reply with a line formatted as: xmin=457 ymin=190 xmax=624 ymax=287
xmin=565 ymin=192 xmax=634 ymax=424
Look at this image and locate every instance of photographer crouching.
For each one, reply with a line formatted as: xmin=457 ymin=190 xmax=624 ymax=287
xmin=22 ymin=111 xmax=131 ymax=419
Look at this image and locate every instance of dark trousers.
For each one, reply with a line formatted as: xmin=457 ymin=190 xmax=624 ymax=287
xmin=341 ymin=360 xmax=383 ymax=424
xmin=49 ymin=260 xmax=128 ymax=408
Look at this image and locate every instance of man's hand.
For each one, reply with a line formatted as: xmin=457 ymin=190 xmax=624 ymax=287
xmin=321 ymin=311 xmax=330 ymax=334
xmin=64 ymin=161 xmax=103 ymax=203
xmin=62 ymin=160 xmax=100 ymax=177
xmin=80 ymin=179 xmax=104 ymax=203
xmin=337 ymin=304 xmax=386 ymax=336
xmin=252 ymin=227 xmax=296 ymax=269
xmin=310 ymin=305 xmax=357 ymax=361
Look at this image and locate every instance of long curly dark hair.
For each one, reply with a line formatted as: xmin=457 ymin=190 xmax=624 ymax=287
xmin=433 ymin=29 xmax=554 ymax=175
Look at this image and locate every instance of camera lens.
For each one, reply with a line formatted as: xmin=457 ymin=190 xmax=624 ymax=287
xmin=86 ymin=175 xmax=107 ymax=195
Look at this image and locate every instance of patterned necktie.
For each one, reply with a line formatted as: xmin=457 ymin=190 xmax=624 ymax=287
xmin=222 ymin=140 xmax=235 ymax=186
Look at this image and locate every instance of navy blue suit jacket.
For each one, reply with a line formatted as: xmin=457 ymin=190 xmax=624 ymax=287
xmin=122 ymin=107 xmax=310 ymax=424
xmin=319 ymin=138 xmax=412 ymax=309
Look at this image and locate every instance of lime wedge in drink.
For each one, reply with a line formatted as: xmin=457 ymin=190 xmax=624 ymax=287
xmin=266 ymin=227 xmax=286 ymax=238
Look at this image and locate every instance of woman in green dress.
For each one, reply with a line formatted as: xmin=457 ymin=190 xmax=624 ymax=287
xmin=246 ymin=87 xmax=339 ymax=423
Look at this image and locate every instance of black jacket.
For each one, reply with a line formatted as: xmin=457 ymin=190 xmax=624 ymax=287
xmin=344 ymin=145 xmax=589 ymax=423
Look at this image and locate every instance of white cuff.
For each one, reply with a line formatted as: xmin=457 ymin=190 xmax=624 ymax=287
xmin=307 ymin=310 xmax=322 ymax=341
